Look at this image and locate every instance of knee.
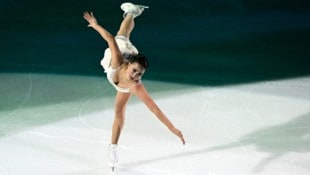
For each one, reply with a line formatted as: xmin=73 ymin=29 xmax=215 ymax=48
xmin=114 ymin=106 xmax=126 ymax=117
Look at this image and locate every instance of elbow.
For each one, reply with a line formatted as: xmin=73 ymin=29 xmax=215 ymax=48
xmin=106 ymin=33 xmax=114 ymax=40
xmin=106 ymin=34 xmax=115 ymax=43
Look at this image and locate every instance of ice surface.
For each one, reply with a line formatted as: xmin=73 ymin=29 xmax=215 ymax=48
xmin=0 ymin=73 xmax=310 ymax=175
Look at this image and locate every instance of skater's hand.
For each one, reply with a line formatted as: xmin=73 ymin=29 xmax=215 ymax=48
xmin=83 ymin=12 xmax=99 ymax=28
xmin=170 ymin=127 xmax=185 ymax=145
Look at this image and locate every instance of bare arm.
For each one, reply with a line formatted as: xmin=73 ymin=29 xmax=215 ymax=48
xmin=83 ymin=12 xmax=123 ymax=68
xmin=131 ymin=84 xmax=185 ymax=145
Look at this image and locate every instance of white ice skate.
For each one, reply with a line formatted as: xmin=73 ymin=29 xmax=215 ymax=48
xmin=120 ymin=2 xmax=149 ymax=18
xmin=107 ymin=144 xmax=118 ymax=172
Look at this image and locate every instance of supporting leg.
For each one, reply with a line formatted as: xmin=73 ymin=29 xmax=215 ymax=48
xmin=107 ymin=92 xmax=131 ymax=170
xmin=111 ymin=92 xmax=131 ymax=144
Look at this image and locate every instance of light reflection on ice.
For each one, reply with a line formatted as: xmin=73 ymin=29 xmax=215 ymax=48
xmin=0 ymin=73 xmax=309 ymax=175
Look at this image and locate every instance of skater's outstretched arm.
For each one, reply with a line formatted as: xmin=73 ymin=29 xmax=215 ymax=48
xmin=130 ymin=84 xmax=186 ymax=145
xmin=83 ymin=12 xmax=123 ymax=68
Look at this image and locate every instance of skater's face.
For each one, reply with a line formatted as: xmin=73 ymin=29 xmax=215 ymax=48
xmin=126 ymin=62 xmax=145 ymax=82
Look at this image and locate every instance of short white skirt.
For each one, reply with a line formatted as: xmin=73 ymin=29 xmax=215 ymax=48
xmin=100 ymin=35 xmax=139 ymax=71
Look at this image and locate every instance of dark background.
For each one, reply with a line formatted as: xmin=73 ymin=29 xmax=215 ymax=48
xmin=1 ymin=0 xmax=309 ymax=86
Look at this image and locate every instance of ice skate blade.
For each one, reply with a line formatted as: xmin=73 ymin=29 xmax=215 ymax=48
xmin=137 ymin=5 xmax=149 ymax=9
xmin=110 ymin=166 xmax=116 ymax=174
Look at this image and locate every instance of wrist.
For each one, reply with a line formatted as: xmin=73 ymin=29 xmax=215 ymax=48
xmin=168 ymin=125 xmax=175 ymax=130
xmin=92 ymin=24 xmax=101 ymax=30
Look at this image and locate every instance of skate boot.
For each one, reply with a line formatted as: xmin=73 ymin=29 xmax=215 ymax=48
xmin=120 ymin=2 xmax=149 ymax=18
xmin=107 ymin=144 xmax=118 ymax=171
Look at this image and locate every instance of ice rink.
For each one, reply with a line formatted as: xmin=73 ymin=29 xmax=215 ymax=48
xmin=1 ymin=0 xmax=309 ymax=174
xmin=1 ymin=73 xmax=309 ymax=175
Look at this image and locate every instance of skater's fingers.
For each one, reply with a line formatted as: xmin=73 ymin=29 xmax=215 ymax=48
xmin=181 ymin=137 xmax=185 ymax=145
xmin=171 ymin=127 xmax=185 ymax=145
xmin=83 ymin=12 xmax=91 ymax=21
xmin=181 ymin=139 xmax=185 ymax=145
xmin=179 ymin=132 xmax=185 ymax=145
xmin=83 ymin=12 xmax=95 ymax=20
xmin=83 ymin=12 xmax=90 ymax=18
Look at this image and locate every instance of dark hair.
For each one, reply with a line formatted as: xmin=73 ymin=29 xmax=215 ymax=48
xmin=124 ymin=53 xmax=148 ymax=69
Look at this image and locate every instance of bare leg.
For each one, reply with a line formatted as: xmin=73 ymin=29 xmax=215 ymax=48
xmin=111 ymin=92 xmax=131 ymax=144
xmin=116 ymin=14 xmax=135 ymax=39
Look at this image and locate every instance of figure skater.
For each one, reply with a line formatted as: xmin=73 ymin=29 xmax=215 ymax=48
xmin=83 ymin=2 xmax=185 ymax=170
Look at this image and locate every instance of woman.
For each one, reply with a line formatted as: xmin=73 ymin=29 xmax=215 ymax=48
xmin=83 ymin=2 xmax=185 ymax=169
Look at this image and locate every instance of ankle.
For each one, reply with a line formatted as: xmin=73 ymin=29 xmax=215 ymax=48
xmin=109 ymin=143 xmax=117 ymax=148
xmin=124 ymin=13 xmax=134 ymax=18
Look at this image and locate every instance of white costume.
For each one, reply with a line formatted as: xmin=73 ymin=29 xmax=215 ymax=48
xmin=100 ymin=35 xmax=139 ymax=93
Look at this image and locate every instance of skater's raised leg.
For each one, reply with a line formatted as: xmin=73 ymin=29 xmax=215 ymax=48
xmin=117 ymin=14 xmax=135 ymax=39
xmin=117 ymin=2 xmax=148 ymax=39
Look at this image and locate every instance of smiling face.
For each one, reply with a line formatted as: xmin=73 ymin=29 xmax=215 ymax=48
xmin=126 ymin=62 xmax=146 ymax=82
